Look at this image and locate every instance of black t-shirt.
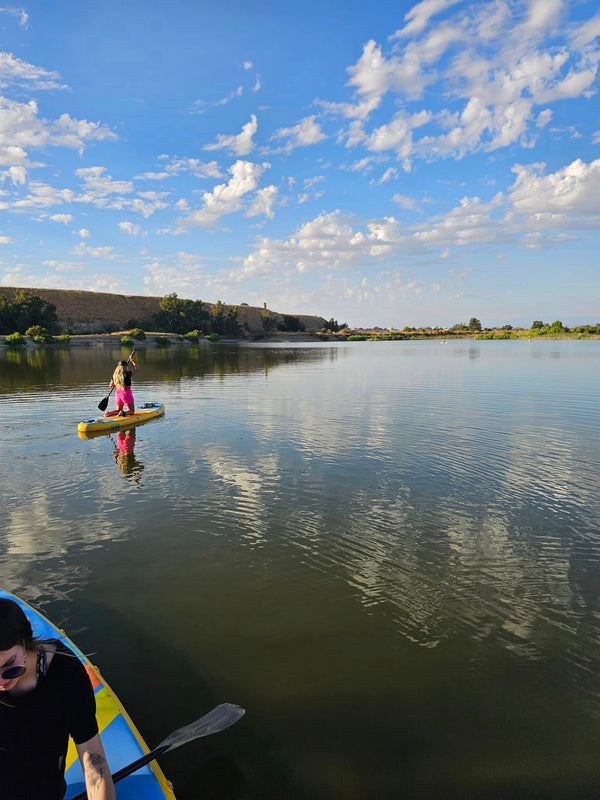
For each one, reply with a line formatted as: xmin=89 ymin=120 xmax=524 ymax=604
xmin=0 ymin=642 xmax=99 ymax=800
xmin=124 ymin=370 xmax=133 ymax=388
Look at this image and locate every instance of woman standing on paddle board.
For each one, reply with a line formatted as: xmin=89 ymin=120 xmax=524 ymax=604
xmin=105 ymin=355 xmax=139 ymax=417
xmin=0 ymin=598 xmax=116 ymax=800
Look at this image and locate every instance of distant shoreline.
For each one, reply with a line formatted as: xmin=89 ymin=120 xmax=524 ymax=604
xmin=2 ymin=330 xmax=598 ymax=351
xmin=0 ymin=331 xmax=334 ymax=350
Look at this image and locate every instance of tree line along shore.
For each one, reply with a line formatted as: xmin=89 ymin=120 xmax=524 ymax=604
xmin=0 ymin=288 xmax=326 ymax=344
xmin=1 ymin=289 xmax=599 ymax=347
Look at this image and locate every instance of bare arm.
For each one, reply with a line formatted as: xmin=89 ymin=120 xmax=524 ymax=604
xmin=76 ymin=734 xmax=116 ymax=800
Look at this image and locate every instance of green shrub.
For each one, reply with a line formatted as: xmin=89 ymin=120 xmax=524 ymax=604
xmin=0 ymin=289 xmax=58 ymax=334
xmin=184 ymin=330 xmax=200 ymax=342
xmin=277 ymin=314 xmax=305 ymax=332
xmin=56 ymin=334 xmax=71 ymax=344
xmin=363 ymin=333 xmax=408 ymax=341
xmin=5 ymin=331 xmax=26 ymax=346
xmin=205 ymin=333 xmax=221 ymax=343
xmin=474 ymin=332 xmax=514 ymax=340
xmin=262 ymin=310 xmax=279 ymax=332
xmin=26 ymin=325 xmax=53 ymax=343
xmin=347 ymin=334 xmax=368 ymax=341
xmin=129 ymin=328 xmax=146 ymax=340
xmin=154 ymin=335 xmax=172 ymax=347
xmin=323 ymin=318 xmax=347 ymax=332
xmin=121 ymin=336 xmax=134 ymax=347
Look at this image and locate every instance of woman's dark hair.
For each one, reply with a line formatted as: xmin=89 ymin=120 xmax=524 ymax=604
xmin=0 ymin=599 xmax=35 ymax=650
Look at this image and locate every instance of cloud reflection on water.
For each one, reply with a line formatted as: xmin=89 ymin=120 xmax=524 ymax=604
xmin=207 ymin=342 xmax=600 ymax=708
xmin=1 ymin=340 xmax=599 ymax=712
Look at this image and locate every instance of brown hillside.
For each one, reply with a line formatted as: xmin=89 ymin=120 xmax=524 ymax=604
xmin=0 ymin=287 xmax=327 ymax=335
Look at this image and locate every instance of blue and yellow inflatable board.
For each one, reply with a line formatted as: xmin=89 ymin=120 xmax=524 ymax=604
xmin=0 ymin=590 xmax=176 ymax=799
xmin=78 ymin=402 xmax=165 ymax=436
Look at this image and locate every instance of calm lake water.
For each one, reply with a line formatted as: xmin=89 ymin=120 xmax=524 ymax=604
xmin=1 ymin=339 xmax=600 ymax=799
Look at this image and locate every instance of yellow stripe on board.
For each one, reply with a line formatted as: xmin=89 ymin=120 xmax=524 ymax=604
xmin=65 ymin=684 xmax=120 ymax=770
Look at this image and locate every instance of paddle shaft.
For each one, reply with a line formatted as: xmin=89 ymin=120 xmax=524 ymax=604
xmin=98 ymin=349 xmax=136 ymax=411
xmin=110 ymin=743 xmax=171 ymax=785
xmin=70 ymin=703 xmax=244 ymax=799
xmin=69 ymin=745 xmax=168 ymax=800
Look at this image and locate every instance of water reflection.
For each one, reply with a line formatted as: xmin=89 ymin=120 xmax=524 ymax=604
xmin=1 ymin=340 xmax=600 ymax=798
xmin=0 ymin=342 xmax=336 ymax=599
xmin=111 ymin=429 xmax=144 ymax=484
xmin=0 ymin=342 xmax=335 ymax=394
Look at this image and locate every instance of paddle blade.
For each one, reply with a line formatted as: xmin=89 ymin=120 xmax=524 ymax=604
xmin=98 ymin=396 xmax=109 ymax=412
xmin=99 ymin=703 xmax=246 ymax=792
xmin=158 ymin=704 xmax=245 ymax=752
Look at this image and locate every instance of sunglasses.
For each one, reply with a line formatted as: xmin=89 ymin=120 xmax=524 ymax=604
xmin=0 ymin=641 xmax=26 ymax=681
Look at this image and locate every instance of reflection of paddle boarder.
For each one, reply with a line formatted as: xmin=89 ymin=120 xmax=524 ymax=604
xmin=112 ymin=430 xmax=144 ymax=484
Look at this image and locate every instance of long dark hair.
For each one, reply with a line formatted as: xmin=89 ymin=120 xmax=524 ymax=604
xmin=0 ymin=598 xmax=36 ymax=651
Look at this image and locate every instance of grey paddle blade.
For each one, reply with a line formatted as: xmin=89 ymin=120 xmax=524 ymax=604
xmin=158 ymin=703 xmax=245 ymax=751
xmin=72 ymin=702 xmax=246 ymax=797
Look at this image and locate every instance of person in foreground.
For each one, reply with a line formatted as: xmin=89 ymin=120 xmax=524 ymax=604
xmin=0 ymin=598 xmax=116 ymax=800
xmin=105 ymin=354 xmax=139 ymax=417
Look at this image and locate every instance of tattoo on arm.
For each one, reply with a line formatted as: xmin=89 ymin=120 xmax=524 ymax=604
xmin=78 ymin=734 xmax=115 ymax=799
xmin=84 ymin=751 xmax=107 ymax=787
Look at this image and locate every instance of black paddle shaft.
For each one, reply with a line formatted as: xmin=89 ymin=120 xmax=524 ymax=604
xmin=70 ymin=703 xmax=245 ymax=799
xmin=97 ymin=348 xmax=136 ymax=411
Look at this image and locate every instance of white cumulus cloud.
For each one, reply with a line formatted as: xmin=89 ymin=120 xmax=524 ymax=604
xmin=204 ymin=114 xmax=258 ymax=156
xmin=0 ymin=8 xmax=29 ymax=28
xmin=246 ymin=185 xmax=278 ymax=219
xmin=175 ymin=160 xmax=269 ymax=230
xmin=0 ymin=52 xmax=66 ymax=90
xmin=119 ymin=221 xmax=143 ymax=237
xmin=327 ymin=0 xmax=600 ymax=165
xmin=72 ymin=243 xmax=118 ymax=259
xmin=392 ymin=0 xmax=466 ymax=38
xmin=508 ymin=158 xmax=600 ymax=219
xmin=271 ymin=116 xmax=326 ymax=152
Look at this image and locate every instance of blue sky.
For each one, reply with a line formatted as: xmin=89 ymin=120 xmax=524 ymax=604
xmin=0 ymin=0 xmax=598 ymax=328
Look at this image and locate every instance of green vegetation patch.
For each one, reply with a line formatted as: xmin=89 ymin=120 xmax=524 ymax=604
xmin=26 ymin=325 xmax=54 ymax=343
xmin=5 ymin=331 xmax=26 ymax=347
xmin=474 ymin=332 xmax=515 ymax=340
xmin=277 ymin=314 xmax=305 ymax=333
xmin=0 ymin=289 xmax=59 ymax=335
